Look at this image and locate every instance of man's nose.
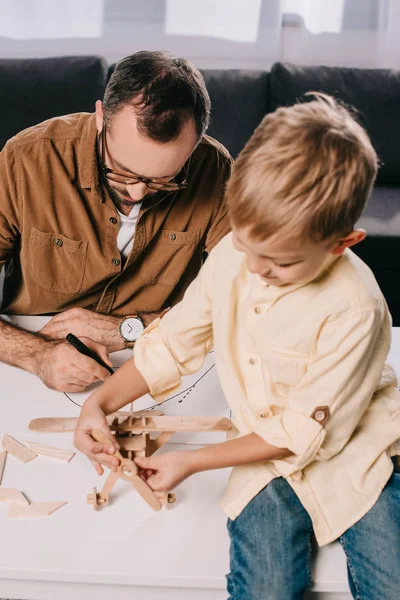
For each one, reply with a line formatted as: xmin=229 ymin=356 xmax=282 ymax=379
xmin=125 ymin=181 xmax=149 ymax=201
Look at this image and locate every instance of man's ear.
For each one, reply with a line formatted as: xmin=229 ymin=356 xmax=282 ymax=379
xmin=95 ymin=100 xmax=104 ymax=134
xmin=331 ymin=229 xmax=367 ymax=256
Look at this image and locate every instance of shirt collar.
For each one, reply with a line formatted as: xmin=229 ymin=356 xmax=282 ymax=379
xmin=78 ymin=113 xmax=103 ymax=201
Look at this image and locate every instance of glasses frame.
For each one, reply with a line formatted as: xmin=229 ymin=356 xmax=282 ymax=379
xmin=100 ymin=125 xmax=188 ymax=192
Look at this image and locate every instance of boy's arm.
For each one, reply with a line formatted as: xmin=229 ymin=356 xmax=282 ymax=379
xmin=242 ymin=304 xmax=390 ymax=473
xmin=74 ymin=247 xmax=217 ymax=471
xmin=74 ymin=358 xmax=150 ymax=473
xmin=134 ymin=434 xmax=292 ymax=493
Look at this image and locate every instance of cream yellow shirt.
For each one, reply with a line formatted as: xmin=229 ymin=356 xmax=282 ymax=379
xmin=135 ymin=233 xmax=400 ymax=546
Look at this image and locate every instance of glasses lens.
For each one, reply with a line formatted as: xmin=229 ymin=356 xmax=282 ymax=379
xmin=147 ymin=181 xmax=184 ymax=191
xmin=105 ymin=171 xmax=187 ymax=191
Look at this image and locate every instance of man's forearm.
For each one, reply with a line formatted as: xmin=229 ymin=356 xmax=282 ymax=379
xmin=188 ymin=433 xmax=292 ymax=473
xmin=0 ymin=317 xmax=48 ymax=373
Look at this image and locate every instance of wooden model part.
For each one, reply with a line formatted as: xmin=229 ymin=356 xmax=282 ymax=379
xmin=29 ymin=411 xmax=232 ymax=512
xmin=8 ymin=501 xmax=67 ymax=519
xmin=30 ymin=413 xmax=232 ymax=434
xmin=0 ymin=450 xmax=6 ymax=485
xmin=2 ymin=434 xmax=37 ymax=464
xmin=87 ymin=430 xmax=162 ymax=511
xmin=26 ymin=441 xmax=75 ymax=463
xmin=0 ymin=488 xmax=30 ymax=506
xmin=29 ymin=409 xmax=166 ymax=433
xmin=115 ymin=414 xmax=232 ymax=433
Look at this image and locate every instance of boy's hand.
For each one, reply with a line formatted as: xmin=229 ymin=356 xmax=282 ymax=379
xmin=74 ymin=402 xmax=120 ymax=475
xmin=134 ymin=451 xmax=194 ymax=491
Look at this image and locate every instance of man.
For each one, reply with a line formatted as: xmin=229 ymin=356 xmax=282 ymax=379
xmin=0 ymin=51 xmax=232 ymax=392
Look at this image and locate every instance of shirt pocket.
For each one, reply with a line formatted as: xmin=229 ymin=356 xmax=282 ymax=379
xmin=262 ymin=349 xmax=309 ymax=392
xmin=143 ymin=229 xmax=201 ymax=286
xmin=28 ymin=228 xmax=88 ymax=294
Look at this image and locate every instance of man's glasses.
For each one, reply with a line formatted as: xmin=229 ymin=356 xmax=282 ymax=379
xmin=100 ymin=126 xmax=188 ymax=192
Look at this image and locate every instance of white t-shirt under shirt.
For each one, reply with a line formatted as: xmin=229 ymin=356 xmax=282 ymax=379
xmin=116 ymin=202 xmax=142 ymax=259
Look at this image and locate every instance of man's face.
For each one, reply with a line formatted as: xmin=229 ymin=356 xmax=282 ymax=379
xmin=96 ymin=102 xmax=198 ymax=214
xmin=232 ymin=226 xmax=337 ymax=286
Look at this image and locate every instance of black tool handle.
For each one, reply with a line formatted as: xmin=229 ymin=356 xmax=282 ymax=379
xmin=66 ymin=333 xmax=114 ymax=375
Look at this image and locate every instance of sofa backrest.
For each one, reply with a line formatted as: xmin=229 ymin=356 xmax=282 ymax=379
xmin=200 ymin=70 xmax=268 ymax=158
xmin=0 ymin=56 xmax=107 ymax=150
xmin=269 ymin=62 xmax=400 ymax=186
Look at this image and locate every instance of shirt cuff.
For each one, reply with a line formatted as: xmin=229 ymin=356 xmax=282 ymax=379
xmin=134 ymin=318 xmax=183 ymax=403
xmin=241 ymin=405 xmax=326 ymax=467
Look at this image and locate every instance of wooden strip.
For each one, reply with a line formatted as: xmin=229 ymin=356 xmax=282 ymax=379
xmin=0 ymin=451 xmax=6 ymax=485
xmin=26 ymin=441 xmax=75 ymax=463
xmin=29 ymin=417 xmax=78 ymax=432
xmin=0 ymin=488 xmax=30 ymax=506
xmin=2 ymin=434 xmax=37 ymax=464
xmin=117 ymin=415 xmax=233 ymax=433
xmin=29 ymin=410 xmax=165 ymax=432
xmin=8 ymin=501 xmax=67 ymax=519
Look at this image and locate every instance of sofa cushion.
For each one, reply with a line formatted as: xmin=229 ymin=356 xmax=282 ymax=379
xmin=201 ymin=70 xmax=269 ymax=158
xmin=358 ymin=185 xmax=400 ymax=243
xmin=0 ymin=56 xmax=108 ymax=149
xmin=269 ymin=62 xmax=400 ymax=185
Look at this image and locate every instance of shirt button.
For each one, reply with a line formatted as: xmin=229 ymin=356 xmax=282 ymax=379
xmin=314 ymin=410 xmax=326 ymax=422
xmin=259 ymin=412 xmax=267 ymax=418
xmin=54 ymin=238 xmax=63 ymax=247
xmin=170 ymin=233 xmax=176 ymax=241
xmin=254 ymin=307 xmax=261 ymax=314
xmin=112 ymin=258 xmax=120 ymax=266
xmin=110 ymin=217 xmax=118 ymax=224
xmin=249 ymin=357 xmax=257 ymax=365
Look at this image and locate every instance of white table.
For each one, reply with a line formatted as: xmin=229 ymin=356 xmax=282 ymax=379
xmin=1 ymin=317 xmax=399 ymax=600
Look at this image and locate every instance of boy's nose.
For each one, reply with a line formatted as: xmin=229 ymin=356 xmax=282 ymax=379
xmin=246 ymin=255 xmax=265 ymax=275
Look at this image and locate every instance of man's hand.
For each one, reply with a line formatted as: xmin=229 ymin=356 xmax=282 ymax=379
xmin=39 ymin=307 xmax=171 ymax=351
xmin=34 ymin=336 xmax=113 ymax=392
xmin=74 ymin=401 xmax=120 ymax=475
xmin=39 ymin=308 xmax=123 ymax=351
xmin=134 ymin=451 xmax=195 ymax=492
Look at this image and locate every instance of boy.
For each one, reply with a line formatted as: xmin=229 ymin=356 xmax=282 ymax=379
xmin=75 ymin=94 xmax=400 ymax=599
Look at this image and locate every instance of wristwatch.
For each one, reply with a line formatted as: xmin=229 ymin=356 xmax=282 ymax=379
xmin=119 ymin=314 xmax=145 ymax=348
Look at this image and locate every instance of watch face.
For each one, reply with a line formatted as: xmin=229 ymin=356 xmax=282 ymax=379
xmin=120 ymin=317 xmax=144 ymax=342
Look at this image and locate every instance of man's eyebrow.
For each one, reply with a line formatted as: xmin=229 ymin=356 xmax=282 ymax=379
xmin=112 ymin=156 xmax=179 ymax=179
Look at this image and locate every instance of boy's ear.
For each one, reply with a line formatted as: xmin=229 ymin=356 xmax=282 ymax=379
xmin=331 ymin=229 xmax=366 ymax=256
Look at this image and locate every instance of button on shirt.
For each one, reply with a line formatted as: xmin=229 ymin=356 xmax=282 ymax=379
xmin=135 ymin=233 xmax=400 ymax=546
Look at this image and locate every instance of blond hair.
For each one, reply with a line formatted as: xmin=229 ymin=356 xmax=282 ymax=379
xmin=226 ymin=93 xmax=378 ymax=243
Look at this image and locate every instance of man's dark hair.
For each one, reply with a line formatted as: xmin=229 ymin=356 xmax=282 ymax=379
xmin=103 ymin=50 xmax=211 ymax=142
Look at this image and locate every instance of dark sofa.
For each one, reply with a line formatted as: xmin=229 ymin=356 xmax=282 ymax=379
xmin=1 ymin=56 xmax=399 ymax=323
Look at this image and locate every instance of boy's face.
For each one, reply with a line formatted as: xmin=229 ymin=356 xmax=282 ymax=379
xmin=232 ymin=227 xmax=365 ymax=286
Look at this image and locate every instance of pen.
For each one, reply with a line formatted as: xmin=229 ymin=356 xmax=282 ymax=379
xmin=66 ymin=333 xmax=114 ymax=376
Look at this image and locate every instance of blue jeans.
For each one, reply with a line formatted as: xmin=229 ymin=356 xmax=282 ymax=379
xmin=226 ymin=459 xmax=400 ymax=599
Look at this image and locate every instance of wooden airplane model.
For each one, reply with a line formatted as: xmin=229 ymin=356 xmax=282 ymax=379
xmin=29 ymin=408 xmax=232 ymax=512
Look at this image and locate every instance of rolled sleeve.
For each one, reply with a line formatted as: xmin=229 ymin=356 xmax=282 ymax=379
xmin=241 ymin=404 xmax=326 ymax=468
xmin=243 ymin=304 xmax=390 ymax=471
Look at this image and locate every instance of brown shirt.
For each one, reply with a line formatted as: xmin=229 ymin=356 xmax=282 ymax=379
xmin=0 ymin=113 xmax=232 ymax=316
